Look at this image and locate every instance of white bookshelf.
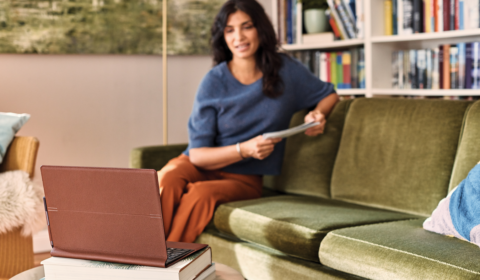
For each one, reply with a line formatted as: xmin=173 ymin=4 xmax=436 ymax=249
xmin=273 ymin=0 xmax=480 ymax=98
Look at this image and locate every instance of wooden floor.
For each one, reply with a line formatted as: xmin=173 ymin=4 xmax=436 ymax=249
xmin=34 ymin=252 xmax=51 ymax=267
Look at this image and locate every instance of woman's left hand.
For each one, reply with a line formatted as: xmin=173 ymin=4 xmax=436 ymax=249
xmin=304 ymin=110 xmax=326 ymax=136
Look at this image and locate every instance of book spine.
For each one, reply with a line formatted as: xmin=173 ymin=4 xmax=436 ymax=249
xmin=342 ymin=0 xmax=358 ymax=31
xmin=425 ymin=0 xmax=431 ymax=32
xmin=417 ymin=49 xmax=426 ymax=89
xmin=351 ymin=48 xmax=359 ymax=88
xmin=343 ymin=51 xmax=352 ymax=89
xmin=432 ymin=47 xmax=440 ymax=89
xmin=405 ymin=0 xmax=415 ymax=34
xmin=336 ymin=0 xmax=357 ymax=38
xmin=437 ymin=0 xmax=443 ymax=31
xmin=469 ymin=0 xmax=479 ymax=28
xmin=443 ymin=44 xmax=451 ymax=89
xmin=443 ymin=0 xmax=450 ymax=30
xmin=465 ymin=42 xmax=473 ymax=88
xmin=404 ymin=51 xmax=411 ymax=88
xmin=337 ymin=52 xmax=344 ymax=88
xmin=410 ymin=50 xmax=417 ymax=88
xmin=329 ymin=13 xmax=343 ymax=39
xmin=473 ymin=43 xmax=480 ymax=89
xmin=273 ymin=0 xmax=279 ymax=40
xmin=449 ymin=0 xmax=455 ymax=30
xmin=315 ymin=51 xmax=321 ymax=78
xmin=454 ymin=0 xmax=459 ymax=29
xmin=356 ymin=0 xmax=365 ymax=38
xmin=426 ymin=49 xmax=433 ymax=88
xmin=450 ymin=46 xmax=458 ymax=89
xmin=331 ymin=53 xmax=337 ymax=88
xmin=320 ymin=52 xmax=328 ymax=81
xmin=432 ymin=0 xmax=436 ymax=31
xmin=400 ymin=51 xmax=405 ymax=88
xmin=398 ymin=0 xmax=404 ymax=34
xmin=459 ymin=0 xmax=464 ymax=29
xmin=392 ymin=0 xmax=398 ymax=34
xmin=359 ymin=48 xmax=365 ymax=88
xmin=413 ymin=0 xmax=423 ymax=33
xmin=393 ymin=51 xmax=399 ymax=88
xmin=292 ymin=0 xmax=296 ymax=44
xmin=458 ymin=43 xmax=466 ymax=89
xmin=295 ymin=2 xmax=303 ymax=44
xmin=286 ymin=0 xmax=293 ymax=44
xmin=439 ymin=45 xmax=444 ymax=88
xmin=385 ymin=0 xmax=393 ymax=35
xmin=327 ymin=53 xmax=332 ymax=83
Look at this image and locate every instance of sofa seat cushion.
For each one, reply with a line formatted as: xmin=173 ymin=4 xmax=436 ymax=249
xmin=320 ymin=219 xmax=480 ymax=280
xmin=214 ymin=195 xmax=417 ymax=262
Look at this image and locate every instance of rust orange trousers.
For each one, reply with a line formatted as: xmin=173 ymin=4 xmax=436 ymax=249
xmin=158 ymin=154 xmax=262 ymax=243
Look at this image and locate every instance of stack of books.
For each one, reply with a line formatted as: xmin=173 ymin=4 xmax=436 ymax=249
xmin=276 ymin=0 xmax=364 ymax=44
xmin=391 ymin=42 xmax=480 ymax=89
xmin=384 ymin=0 xmax=480 ymax=35
xmin=40 ymin=248 xmax=214 ymax=280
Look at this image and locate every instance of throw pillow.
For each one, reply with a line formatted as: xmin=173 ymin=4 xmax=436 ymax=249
xmin=0 ymin=112 xmax=30 ymax=164
xmin=423 ymin=162 xmax=480 ymax=247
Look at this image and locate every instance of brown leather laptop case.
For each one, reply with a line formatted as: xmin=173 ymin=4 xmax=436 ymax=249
xmin=41 ymin=165 xmax=208 ymax=268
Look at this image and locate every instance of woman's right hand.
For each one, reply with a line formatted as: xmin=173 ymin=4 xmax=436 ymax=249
xmin=240 ymin=136 xmax=282 ymax=160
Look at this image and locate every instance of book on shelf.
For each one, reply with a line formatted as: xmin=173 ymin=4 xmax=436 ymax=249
xmin=302 ymin=32 xmax=335 ymax=44
xmin=391 ymin=41 xmax=480 ymax=90
xmin=41 ymin=248 xmax=213 ymax=280
xmin=383 ymin=0 xmax=480 ymax=35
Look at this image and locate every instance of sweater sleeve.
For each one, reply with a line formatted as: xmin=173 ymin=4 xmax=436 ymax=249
xmin=187 ymin=74 xmax=219 ymax=149
xmin=288 ymin=57 xmax=336 ymax=111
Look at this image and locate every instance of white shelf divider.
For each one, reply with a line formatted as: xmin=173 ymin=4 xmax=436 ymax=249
xmin=281 ymin=39 xmax=364 ymax=51
xmin=372 ymin=29 xmax=480 ymax=43
xmin=337 ymin=89 xmax=366 ymax=95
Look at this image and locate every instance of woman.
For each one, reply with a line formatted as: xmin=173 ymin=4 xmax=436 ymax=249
xmin=158 ymin=0 xmax=338 ymax=243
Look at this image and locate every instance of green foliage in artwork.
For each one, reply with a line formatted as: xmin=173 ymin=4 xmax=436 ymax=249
xmin=0 ymin=0 xmax=225 ymax=54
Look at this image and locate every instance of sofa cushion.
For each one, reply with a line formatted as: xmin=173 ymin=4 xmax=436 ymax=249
xmin=449 ymin=100 xmax=480 ymax=192
xmin=196 ymin=228 xmax=366 ymax=280
xmin=263 ymin=99 xmax=353 ymax=198
xmin=331 ymin=99 xmax=471 ymax=216
xmin=319 ymin=219 xmax=480 ymax=280
xmin=214 ymin=195 xmax=417 ymax=262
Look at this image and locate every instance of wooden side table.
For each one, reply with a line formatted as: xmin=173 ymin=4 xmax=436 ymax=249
xmin=10 ymin=263 xmax=244 ymax=280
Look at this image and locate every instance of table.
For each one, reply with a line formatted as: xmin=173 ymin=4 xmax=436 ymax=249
xmin=10 ymin=263 xmax=244 ymax=280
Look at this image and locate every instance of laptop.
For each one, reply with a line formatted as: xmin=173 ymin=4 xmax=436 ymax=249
xmin=41 ymin=165 xmax=208 ymax=268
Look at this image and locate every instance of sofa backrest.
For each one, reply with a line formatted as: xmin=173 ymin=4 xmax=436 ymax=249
xmin=449 ymin=100 xmax=480 ymax=192
xmin=331 ymin=98 xmax=471 ymax=216
xmin=264 ymin=99 xmax=353 ymax=198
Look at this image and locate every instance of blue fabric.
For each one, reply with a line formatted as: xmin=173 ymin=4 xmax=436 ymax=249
xmin=450 ymin=163 xmax=480 ymax=241
xmin=184 ymin=54 xmax=335 ymax=175
xmin=0 ymin=113 xmax=30 ymax=164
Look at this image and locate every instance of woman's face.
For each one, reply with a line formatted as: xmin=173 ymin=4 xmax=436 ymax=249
xmin=224 ymin=10 xmax=260 ymax=61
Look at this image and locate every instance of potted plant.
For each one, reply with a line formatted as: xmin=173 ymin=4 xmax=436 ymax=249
xmin=301 ymin=0 xmax=329 ymax=34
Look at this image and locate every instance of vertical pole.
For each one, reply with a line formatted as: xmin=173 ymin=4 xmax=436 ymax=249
xmin=163 ymin=0 xmax=168 ymax=144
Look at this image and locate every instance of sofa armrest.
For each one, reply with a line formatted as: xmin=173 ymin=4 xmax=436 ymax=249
xmin=0 ymin=136 xmax=39 ymax=178
xmin=130 ymin=144 xmax=188 ymax=170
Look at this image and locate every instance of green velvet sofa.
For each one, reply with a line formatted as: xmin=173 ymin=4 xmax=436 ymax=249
xmin=131 ymin=98 xmax=480 ymax=280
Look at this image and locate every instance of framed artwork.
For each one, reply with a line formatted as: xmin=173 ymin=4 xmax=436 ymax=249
xmin=0 ymin=0 xmax=225 ymax=55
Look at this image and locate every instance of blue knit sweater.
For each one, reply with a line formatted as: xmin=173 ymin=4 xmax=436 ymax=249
xmin=184 ymin=54 xmax=335 ymax=175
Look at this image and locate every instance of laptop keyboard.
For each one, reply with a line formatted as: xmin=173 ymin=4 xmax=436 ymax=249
xmin=166 ymin=247 xmax=194 ymax=265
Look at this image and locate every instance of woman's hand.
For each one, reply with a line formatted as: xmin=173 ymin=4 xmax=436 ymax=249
xmin=304 ymin=110 xmax=326 ymax=136
xmin=240 ymin=136 xmax=282 ymax=160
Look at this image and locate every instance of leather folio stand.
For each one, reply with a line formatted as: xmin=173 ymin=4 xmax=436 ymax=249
xmin=41 ymin=166 xmax=208 ymax=268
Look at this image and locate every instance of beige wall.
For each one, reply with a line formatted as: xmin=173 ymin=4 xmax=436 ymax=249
xmin=0 ymin=55 xmax=212 ymax=181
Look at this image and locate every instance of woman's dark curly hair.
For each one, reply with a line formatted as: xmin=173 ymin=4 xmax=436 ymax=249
xmin=210 ymin=0 xmax=284 ymax=98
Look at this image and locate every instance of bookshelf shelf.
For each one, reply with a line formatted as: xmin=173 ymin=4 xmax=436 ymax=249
xmin=337 ymin=89 xmax=366 ymax=95
xmin=372 ymin=29 xmax=480 ymax=43
xmin=282 ymin=39 xmax=364 ymax=51
xmin=372 ymin=89 xmax=480 ymax=96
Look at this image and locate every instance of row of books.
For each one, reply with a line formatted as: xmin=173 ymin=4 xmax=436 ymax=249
xmin=275 ymin=0 xmax=364 ymax=45
xmin=384 ymin=0 xmax=480 ymax=35
xmin=292 ymin=47 xmax=365 ymax=89
xmin=326 ymin=0 xmax=364 ymax=40
xmin=391 ymin=42 xmax=480 ymax=89
xmin=41 ymin=248 xmax=214 ymax=280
